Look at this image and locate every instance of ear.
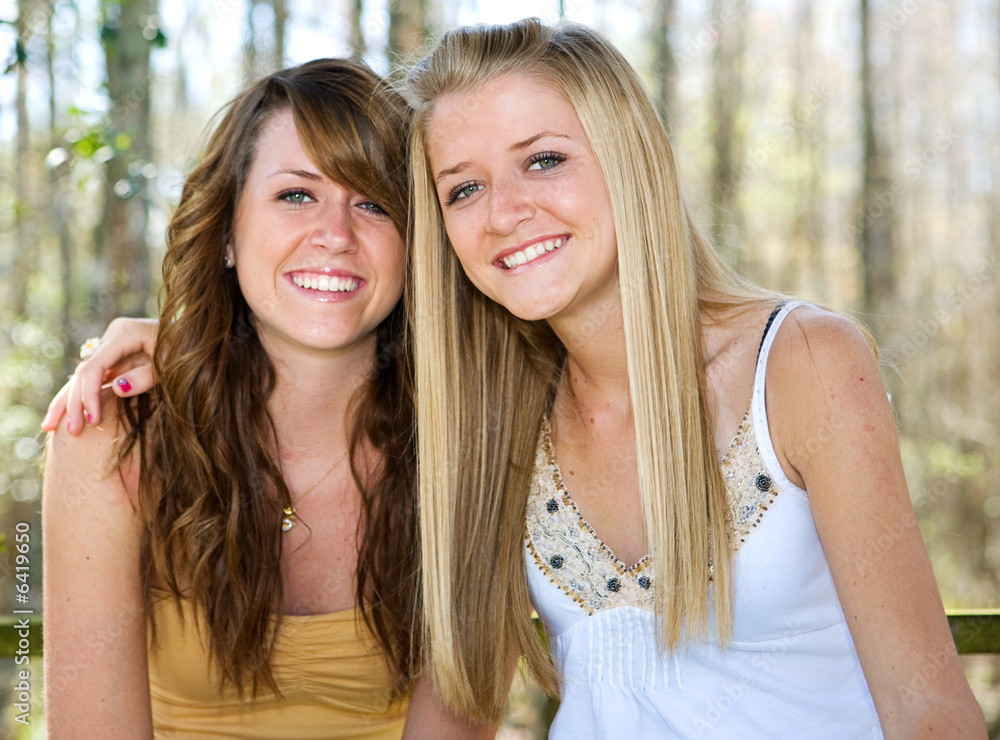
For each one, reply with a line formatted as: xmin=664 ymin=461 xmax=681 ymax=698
xmin=224 ymin=245 xmax=235 ymax=268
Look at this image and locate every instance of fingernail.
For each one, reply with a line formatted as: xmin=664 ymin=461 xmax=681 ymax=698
xmin=66 ymin=419 xmax=72 ymax=432
xmin=117 ymin=378 xmax=132 ymax=393
xmin=86 ymin=412 xmax=92 ymax=424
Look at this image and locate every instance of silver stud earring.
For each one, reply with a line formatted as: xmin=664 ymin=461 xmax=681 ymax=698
xmin=224 ymin=256 xmax=233 ymax=268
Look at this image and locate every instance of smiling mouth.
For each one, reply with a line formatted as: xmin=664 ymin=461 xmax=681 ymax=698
xmin=501 ymin=237 xmax=566 ymax=269
xmin=291 ymin=275 xmax=361 ymax=292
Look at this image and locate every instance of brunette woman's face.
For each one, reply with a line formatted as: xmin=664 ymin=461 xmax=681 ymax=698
xmin=230 ymin=109 xmax=406 ymax=357
xmin=426 ymin=74 xmax=618 ymax=324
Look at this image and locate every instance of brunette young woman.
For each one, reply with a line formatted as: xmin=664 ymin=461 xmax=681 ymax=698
xmin=42 ymin=59 xmax=489 ymax=739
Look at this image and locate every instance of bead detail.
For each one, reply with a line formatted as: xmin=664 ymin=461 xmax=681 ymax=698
xmin=525 ymin=409 xmax=782 ymax=616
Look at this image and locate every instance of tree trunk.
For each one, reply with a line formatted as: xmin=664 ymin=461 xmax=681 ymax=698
xmin=788 ymin=0 xmax=824 ymax=294
xmin=46 ymin=0 xmax=75 ymax=379
xmin=244 ymin=0 xmax=258 ymax=82
xmin=710 ymin=0 xmax=746 ymax=266
xmin=858 ymin=0 xmax=895 ymax=339
xmin=349 ymin=0 xmax=365 ymax=59
xmin=388 ymin=0 xmax=427 ymax=73
xmin=10 ymin=0 xmax=37 ymax=317
xmin=652 ymin=0 xmax=678 ymax=132
xmin=95 ymin=0 xmax=154 ymax=323
xmin=272 ymin=0 xmax=286 ymax=69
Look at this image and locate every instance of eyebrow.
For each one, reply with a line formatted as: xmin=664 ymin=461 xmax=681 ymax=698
xmin=267 ymin=169 xmax=323 ymax=181
xmin=509 ymin=131 xmax=569 ymax=152
xmin=433 ymin=132 xmax=572 ymax=184
xmin=434 ymin=161 xmax=471 ymax=184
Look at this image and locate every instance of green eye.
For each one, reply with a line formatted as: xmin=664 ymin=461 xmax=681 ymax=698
xmin=528 ymin=152 xmax=565 ymax=171
xmin=280 ymin=190 xmax=313 ymax=205
xmin=446 ymin=182 xmax=482 ymax=205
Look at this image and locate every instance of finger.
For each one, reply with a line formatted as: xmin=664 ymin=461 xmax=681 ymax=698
xmin=77 ymin=318 xmax=159 ymax=427
xmin=64 ymin=370 xmax=87 ymax=436
xmin=41 ymin=381 xmax=72 ymax=432
xmin=112 ymin=364 xmax=155 ymax=398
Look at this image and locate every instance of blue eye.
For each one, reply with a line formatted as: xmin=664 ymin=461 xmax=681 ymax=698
xmin=446 ymin=182 xmax=482 ymax=205
xmin=358 ymin=201 xmax=388 ymax=216
xmin=527 ymin=151 xmax=565 ymax=171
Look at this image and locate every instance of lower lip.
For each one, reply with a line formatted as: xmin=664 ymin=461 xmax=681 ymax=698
xmin=286 ymin=276 xmax=365 ymax=301
xmin=497 ymin=239 xmax=569 ymax=273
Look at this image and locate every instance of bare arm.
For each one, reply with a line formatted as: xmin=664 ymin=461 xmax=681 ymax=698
xmin=41 ymin=318 xmax=159 ymax=434
xmin=42 ymin=393 xmax=153 ymax=739
xmin=402 ymin=674 xmax=498 ymax=740
xmin=768 ymin=307 xmax=985 ymax=739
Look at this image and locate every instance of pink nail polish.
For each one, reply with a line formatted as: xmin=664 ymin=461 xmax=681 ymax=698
xmin=86 ymin=412 xmax=93 ymax=424
xmin=117 ymin=378 xmax=132 ymax=393
xmin=67 ymin=419 xmax=72 ymax=432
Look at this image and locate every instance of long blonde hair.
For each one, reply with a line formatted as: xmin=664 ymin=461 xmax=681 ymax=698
xmin=406 ymin=19 xmax=761 ymax=721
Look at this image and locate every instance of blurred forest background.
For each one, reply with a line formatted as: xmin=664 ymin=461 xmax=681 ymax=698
xmin=0 ymin=0 xmax=998 ymax=736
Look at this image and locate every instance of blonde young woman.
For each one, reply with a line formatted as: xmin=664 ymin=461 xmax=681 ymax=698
xmin=48 ymin=21 xmax=984 ymax=740
xmin=404 ymin=19 xmax=984 ymax=739
xmin=42 ymin=59 xmax=489 ymax=739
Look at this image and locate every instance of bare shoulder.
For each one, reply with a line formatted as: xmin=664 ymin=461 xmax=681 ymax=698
xmin=45 ymin=387 xmax=139 ymax=509
xmin=763 ymin=305 xmax=887 ymax=488
xmin=767 ymin=305 xmax=876 ymax=382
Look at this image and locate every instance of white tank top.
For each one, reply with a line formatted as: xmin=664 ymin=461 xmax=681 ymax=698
xmin=524 ymin=302 xmax=884 ymax=739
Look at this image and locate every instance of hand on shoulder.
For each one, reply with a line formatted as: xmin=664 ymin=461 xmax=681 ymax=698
xmin=45 ymin=386 xmax=139 ymax=508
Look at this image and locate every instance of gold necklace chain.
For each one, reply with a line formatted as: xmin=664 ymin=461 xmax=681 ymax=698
xmin=281 ymin=448 xmax=349 ymax=533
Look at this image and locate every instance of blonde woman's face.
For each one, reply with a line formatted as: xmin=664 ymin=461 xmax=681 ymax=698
xmin=426 ymin=74 xmax=618 ymax=324
xmin=230 ymin=110 xmax=406 ymax=358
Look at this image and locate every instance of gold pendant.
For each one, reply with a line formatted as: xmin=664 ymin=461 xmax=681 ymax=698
xmin=281 ymin=506 xmax=296 ymax=532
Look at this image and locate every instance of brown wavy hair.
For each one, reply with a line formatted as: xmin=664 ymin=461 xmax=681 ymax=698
xmin=117 ymin=58 xmax=418 ymax=698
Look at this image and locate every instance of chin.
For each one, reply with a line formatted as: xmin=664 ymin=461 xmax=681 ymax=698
xmin=501 ymin=303 xmax=558 ymax=323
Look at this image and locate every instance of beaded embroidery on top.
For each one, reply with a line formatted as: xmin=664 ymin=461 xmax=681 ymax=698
xmin=525 ymin=409 xmax=780 ymax=615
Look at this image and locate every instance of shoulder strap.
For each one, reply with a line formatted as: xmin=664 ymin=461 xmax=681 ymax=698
xmin=756 ymin=301 xmax=788 ymax=361
xmin=750 ymin=300 xmax=809 ymax=495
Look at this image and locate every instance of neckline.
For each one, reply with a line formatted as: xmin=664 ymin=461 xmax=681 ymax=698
xmin=541 ymin=405 xmax=753 ymax=570
xmin=149 ymin=587 xmax=360 ymax=621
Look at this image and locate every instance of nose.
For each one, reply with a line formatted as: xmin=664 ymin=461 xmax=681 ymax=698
xmin=310 ymin=198 xmax=357 ymax=252
xmin=485 ymin=178 xmax=533 ymax=235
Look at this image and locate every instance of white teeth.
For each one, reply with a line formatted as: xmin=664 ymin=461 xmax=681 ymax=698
xmin=501 ymin=238 xmax=566 ymax=269
xmin=291 ymin=274 xmax=360 ymax=292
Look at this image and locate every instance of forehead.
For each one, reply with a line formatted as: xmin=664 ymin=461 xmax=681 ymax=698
xmin=426 ymin=74 xmax=586 ymax=165
xmin=251 ymin=109 xmax=303 ymax=160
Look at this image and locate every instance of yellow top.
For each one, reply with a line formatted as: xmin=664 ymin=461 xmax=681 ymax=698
xmin=147 ymin=590 xmax=408 ymax=739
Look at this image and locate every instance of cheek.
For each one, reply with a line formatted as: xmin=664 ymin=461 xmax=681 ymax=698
xmin=372 ymin=233 xmax=407 ymax=290
xmin=441 ymin=213 xmax=478 ymax=267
